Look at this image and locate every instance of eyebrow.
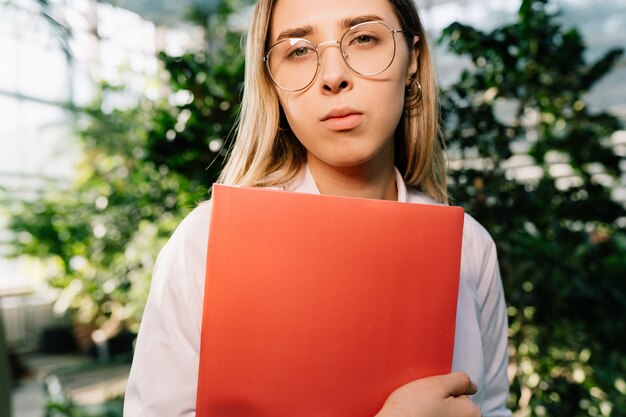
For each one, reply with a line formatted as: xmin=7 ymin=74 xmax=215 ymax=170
xmin=340 ymin=14 xmax=385 ymax=29
xmin=275 ymin=25 xmax=314 ymax=43
xmin=274 ymin=14 xmax=386 ymax=43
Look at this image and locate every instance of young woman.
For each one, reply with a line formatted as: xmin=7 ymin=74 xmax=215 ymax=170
xmin=124 ymin=0 xmax=511 ymax=416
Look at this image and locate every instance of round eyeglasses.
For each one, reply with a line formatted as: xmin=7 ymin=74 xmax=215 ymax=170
xmin=263 ymin=21 xmax=405 ymax=92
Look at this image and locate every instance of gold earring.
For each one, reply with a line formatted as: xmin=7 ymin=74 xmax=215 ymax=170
xmin=405 ymin=79 xmax=422 ymax=104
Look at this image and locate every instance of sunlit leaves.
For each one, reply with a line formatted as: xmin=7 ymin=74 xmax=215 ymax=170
xmin=441 ymin=0 xmax=625 ymax=415
xmin=6 ymin=1 xmax=248 ymax=331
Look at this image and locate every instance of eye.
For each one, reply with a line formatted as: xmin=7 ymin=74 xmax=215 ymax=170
xmin=290 ymin=47 xmax=310 ymax=58
xmin=284 ymin=41 xmax=315 ymax=61
xmin=348 ymin=32 xmax=380 ymax=47
xmin=355 ymin=34 xmax=374 ymax=44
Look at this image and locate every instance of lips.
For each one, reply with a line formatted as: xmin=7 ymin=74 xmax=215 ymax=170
xmin=321 ymin=107 xmax=362 ymax=121
xmin=320 ymin=107 xmax=363 ymax=131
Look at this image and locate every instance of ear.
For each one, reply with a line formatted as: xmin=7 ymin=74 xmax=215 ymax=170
xmin=405 ymin=35 xmax=420 ymax=82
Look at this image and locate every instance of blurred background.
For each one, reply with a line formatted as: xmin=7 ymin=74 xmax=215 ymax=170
xmin=0 ymin=0 xmax=625 ymax=416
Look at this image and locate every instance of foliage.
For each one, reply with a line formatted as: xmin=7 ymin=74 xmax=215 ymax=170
xmin=46 ymin=397 xmax=123 ymax=417
xmin=440 ymin=0 xmax=626 ymax=415
xmin=144 ymin=0 xmax=246 ymax=184
xmin=5 ymin=0 xmax=249 ymax=333
xmin=5 ymin=0 xmax=626 ymax=415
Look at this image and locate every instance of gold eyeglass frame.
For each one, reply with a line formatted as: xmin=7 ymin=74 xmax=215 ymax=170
xmin=263 ymin=20 xmax=406 ymax=92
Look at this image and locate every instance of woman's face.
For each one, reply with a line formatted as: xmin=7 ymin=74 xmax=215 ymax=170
xmin=269 ymin=0 xmax=418 ymax=173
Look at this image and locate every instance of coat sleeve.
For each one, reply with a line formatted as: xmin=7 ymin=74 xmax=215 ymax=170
xmin=124 ymin=203 xmax=211 ymax=417
xmin=476 ymin=231 xmax=511 ymax=417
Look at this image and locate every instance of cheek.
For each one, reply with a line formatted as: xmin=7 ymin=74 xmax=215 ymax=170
xmin=371 ymin=80 xmax=406 ymax=132
xmin=370 ymin=52 xmax=410 ymax=120
xmin=277 ymin=93 xmax=312 ymax=135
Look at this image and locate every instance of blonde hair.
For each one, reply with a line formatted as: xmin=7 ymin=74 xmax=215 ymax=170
xmin=218 ymin=0 xmax=448 ymax=204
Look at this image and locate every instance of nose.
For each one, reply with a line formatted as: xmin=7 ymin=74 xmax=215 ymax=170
xmin=317 ymin=41 xmax=352 ymax=94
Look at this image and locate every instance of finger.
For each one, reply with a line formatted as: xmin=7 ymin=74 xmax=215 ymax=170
xmin=456 ymin=395 xmax=483 ymax=417
xmin=445 ymin=371 xmax=478 ymax=396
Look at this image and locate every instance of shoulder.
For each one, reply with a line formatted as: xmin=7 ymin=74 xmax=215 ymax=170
xmin=461 ymin=212 xmax=497 ymax=260
xmin=172 ymin=201 xmax=212 ymax=241
xmin=405 ymin=187 xmax=496 ymax=252
xmin=161 ymin=201 xmax=213 ymax=255
xmin=150 ymin=201 xmax=213 ymax=295
xmin=459 ymin=213 xmax=499 ymax=295
xmin=406 ymin=187 xmax=499 ymax=297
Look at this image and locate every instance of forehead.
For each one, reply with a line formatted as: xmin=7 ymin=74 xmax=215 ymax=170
xmin=269 ymin=0 xmax=400 ymax=42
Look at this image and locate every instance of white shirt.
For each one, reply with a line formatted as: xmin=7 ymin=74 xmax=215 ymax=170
xmin=124 ymin=166 xmax=511 ymax=416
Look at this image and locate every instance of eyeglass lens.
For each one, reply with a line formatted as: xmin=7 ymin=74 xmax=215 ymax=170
xmin=266 ymin=21 xmax=397 ymax=91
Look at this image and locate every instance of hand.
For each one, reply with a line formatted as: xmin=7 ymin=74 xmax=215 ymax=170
xmin=375 ymin=371 xmax=481 ymax=417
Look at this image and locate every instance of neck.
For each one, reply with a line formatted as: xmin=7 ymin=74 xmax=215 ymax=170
xmin=307 ymin=158 xmax=398 ymax=201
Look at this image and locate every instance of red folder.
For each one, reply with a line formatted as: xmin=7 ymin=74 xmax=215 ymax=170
xmin=196 ymin=184 xmax=464 ymax=416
